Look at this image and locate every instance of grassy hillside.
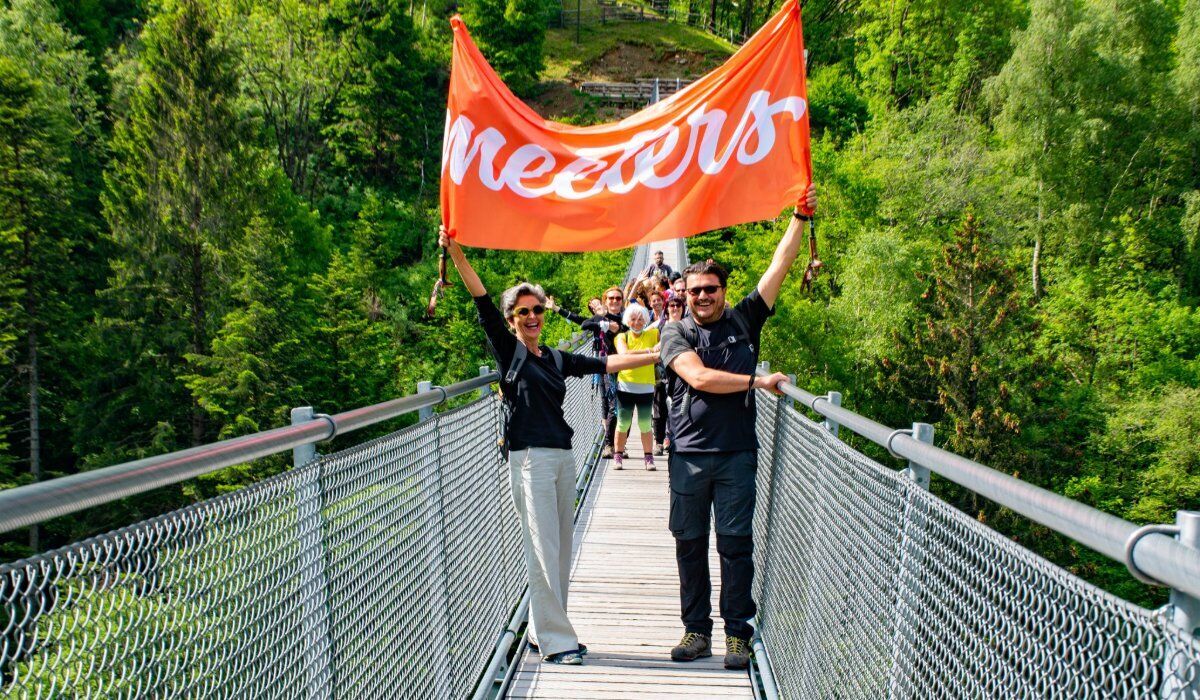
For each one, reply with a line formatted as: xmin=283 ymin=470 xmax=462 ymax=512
xmin=530 ymin=17 xmax=735 ymax=121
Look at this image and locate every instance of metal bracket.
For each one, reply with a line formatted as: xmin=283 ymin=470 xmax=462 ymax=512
xmin=313 ymin=413 xmax=338 ymax=442
xmin=885 ymin=428 xmax=913 ymax=460
xmin=809 ymin=395 xmax=828 ymax=412
xmin=1124 ymin=524 xmax=1181 ymax=586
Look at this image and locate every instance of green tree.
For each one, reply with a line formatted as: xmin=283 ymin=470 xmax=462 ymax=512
xmin=0 ymin=0 xmax=101 ymax=553
xmin=900 ymin=213 xmax=1025 ymax=464
xmin=216 ymin=0 xmax=370 ymax=198
xmin=855 ymin=0 xmax=1023 ymax=112
xmin=182 ymin=169 xmax=328 ymax=468
xmin=327 ymin=0 xmax=442 ymax=197
xmin=100 ymin=0 xmax=253 ymax=451
xmin=461 ymin=0 xmax=551 ymax=96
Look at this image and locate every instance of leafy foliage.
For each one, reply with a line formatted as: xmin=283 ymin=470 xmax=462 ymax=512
xmin=0 ymin=0 xmax=1195 ymax=613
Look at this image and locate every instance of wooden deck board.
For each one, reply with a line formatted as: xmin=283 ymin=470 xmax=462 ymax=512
xmin=506 ymin=406 xmax=753 ymax=698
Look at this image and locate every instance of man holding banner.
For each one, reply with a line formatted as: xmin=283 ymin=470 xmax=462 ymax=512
xmin=659 ymin=185 xmax=815 ymax=669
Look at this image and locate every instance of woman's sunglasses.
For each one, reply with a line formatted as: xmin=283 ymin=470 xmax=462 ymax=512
xmin=686 ymin=285 xmax=723 ymax=296
xmin=512 ymin=305 xmax=546 ymax=318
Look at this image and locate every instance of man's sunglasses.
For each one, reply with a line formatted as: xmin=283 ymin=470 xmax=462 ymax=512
xmin=686 ymin=285 xmax=723 ymax=297
xmin=512 ymin=305 xmax=546 ymax=317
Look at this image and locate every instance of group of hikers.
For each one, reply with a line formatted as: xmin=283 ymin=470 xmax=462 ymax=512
xmin=547 ymin=249 xmax=688 ymax=469
xmin=437 ymin=183 xmax=817 ymax=671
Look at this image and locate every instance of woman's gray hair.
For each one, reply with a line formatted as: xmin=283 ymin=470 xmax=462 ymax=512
xmin=622 ymin=303 xmax=650 ymax=327
xmin=500 ymin=282 xmax=548 ymax=319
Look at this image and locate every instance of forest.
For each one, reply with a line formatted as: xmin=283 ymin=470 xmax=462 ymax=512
xmin=0 ymin=0 xmax=1196 ymax=607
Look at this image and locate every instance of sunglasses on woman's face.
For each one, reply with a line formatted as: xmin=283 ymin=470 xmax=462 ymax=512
xmin=512 ymin=305 xmax=546 ymax=318
xmin=605 ymin=295 xmax=623 ymax=302
xmin=687 ymin=285 xmax=723 ymax=297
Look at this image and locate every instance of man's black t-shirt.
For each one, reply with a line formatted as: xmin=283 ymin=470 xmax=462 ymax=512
xmin=659 ymin=290 xmax=774 ymax=453
xmin=475 ymin=295 xmax=607 ymax=451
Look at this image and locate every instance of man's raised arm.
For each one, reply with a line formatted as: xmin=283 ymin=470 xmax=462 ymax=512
xmin=757 ymin=184 xmax=818 ymax=308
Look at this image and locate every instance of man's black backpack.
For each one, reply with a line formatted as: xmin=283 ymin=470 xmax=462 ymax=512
xmin=497 ymin=343 xmax=563 ymax=460
xmin=673 ymin=306 xmax=756 ymax=417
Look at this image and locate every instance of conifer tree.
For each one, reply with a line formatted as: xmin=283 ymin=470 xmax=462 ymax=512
xmin=462 ymin=0 xmax=550 ymax=96
xmin=100 ymin=0 xmax=251 ymax=450
xmin=909 ymin=213 xmax=1024 ymax=464
xmin=0 ymin=0 xmax=100 ymax=552
xmin=328 ymin=0 xmax=439 ymax=196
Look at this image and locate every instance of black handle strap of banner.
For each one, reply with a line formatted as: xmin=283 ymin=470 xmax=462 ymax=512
xmin=426 ymin=230 xmax=454 ymax=318
xmin=798 ymin=214 xmax=821 ymax=292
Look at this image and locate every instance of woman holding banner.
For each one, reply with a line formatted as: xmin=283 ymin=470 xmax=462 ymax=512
xmin=438 ymin=226 xmax=658 ymax=665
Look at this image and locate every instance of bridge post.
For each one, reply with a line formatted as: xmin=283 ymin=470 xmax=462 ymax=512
xmin=823 ymin=392 xmax=842 ymax=438
xmin=886 ymin=422 xmax=934 ymax=700
xmin=289 ymin=406 xmax=334 ymax=700
xmin=1163 ymin=511 xmax=1200 ymax=698
xmin=479 ymin=366 xmax=493 ymax=398
xmin=786 ymin=374 xmax=796 ymax=409
xmin=418 ymin=380 xmax=434 ymax=421
xmin=291 ymin=406 xmax=319 ymax=468
xmin=902 ymin=423 xmax=933 ymax=490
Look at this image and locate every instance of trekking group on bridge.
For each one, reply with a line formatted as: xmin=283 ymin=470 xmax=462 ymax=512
xmin=438 ymin=183 xmax=816 ymax=671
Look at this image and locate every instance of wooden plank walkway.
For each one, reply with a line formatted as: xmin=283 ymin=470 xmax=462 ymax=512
xmin=506 ymin=434 xmax=754 ymax=698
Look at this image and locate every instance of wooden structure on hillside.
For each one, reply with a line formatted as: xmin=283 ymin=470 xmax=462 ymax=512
xmin=579 ymin=78 xmax=695 ymax=104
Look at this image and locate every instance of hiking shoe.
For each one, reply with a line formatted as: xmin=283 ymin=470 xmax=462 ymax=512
xmin=671 ymin=632 xmax=712 ymax=662
xmin=620 ymin=450 xmax=628 ymax=459
xmin=601 ymin=444 xmax=613 ymax=458
xmin=724 ymin=635 xmax=751 ymax=670
xmin=653 ymin=443 xmax=664 ymax=456
xmin=644 ymin=455 xmax=656 ymax=471
xmin=613 ymin=452 xmax=623 ymax=469
xmin=542 ymin=649 xmax=583 ymax=665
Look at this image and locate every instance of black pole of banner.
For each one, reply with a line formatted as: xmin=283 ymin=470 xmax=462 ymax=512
xmin=576 ymin=0 xmax=581 ymax=44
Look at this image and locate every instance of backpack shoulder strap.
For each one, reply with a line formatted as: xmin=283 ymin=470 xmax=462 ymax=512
xmin=506 ymin=344 xmax=564 ymax=384
xmin=729 ymin=308 xmax=755 ymax=353
xmin=505 ymin=342 xmax=528 ymax=384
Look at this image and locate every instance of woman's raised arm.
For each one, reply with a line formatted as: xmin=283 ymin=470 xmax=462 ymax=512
xmin=439 ymin=226 xmax=486 ymax=297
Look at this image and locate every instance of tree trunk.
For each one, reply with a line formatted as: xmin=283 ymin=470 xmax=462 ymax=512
xmin=27 ymin=316 xmax=40 ymax=552
xmin=189 ymin=240 xmax=207 ymax=446
xmin=1032 ymin=180 xmax=1044 ymax=300
xmin=16 ymin=142 xmax=41 ymax=552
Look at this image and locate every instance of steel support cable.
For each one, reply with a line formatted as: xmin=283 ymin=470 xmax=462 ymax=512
xmin=756 ymin=369 xmax=1200 ymax=601
xmin=0 ymin=372 xmax=501 ymax=534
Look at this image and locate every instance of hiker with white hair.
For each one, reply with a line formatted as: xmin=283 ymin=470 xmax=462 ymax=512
xmin=613 ymin=303 xmax=660 ymax=470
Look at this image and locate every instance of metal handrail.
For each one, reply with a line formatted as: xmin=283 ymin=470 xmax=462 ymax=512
xmin=0 ymin=324 xmax=593 ymax=535
xmin=0 ymin=372 xmax=498 ymax=534
xmin=760 ymin=371 xmax=1200 ymax=600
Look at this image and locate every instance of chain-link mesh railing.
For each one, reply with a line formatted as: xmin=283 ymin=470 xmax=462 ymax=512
xmin=0 ymin=343 xmax=603 ymax=699
xmin=753 ymin=392 xmax=1200 ymax=699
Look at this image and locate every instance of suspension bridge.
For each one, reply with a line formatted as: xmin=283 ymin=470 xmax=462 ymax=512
xmin=1 ymin=238 xmax=1199 ymax=699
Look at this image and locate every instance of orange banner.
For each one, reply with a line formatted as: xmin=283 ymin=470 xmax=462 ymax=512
xmin=441 ymin=0 xmax=811 ymax=252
